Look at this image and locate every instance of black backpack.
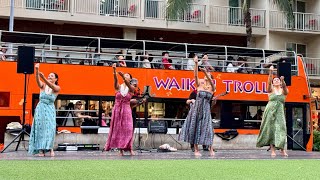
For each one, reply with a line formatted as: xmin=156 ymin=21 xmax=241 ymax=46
xmin=215 ymin=129 xmax=239 ymax=141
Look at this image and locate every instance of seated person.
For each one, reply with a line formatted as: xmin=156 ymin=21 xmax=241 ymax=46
xmin=253 ymin=109 xmax=263 ymax=120
xmin=0 ymin=46 xmax=7 ymax=61
xmin=252 ymin=109 xmax=263 ymax=128
xmin=89 ymin=104 xmax=98 ymax=117
xmin=74 ymin=101 xmax=91 ymax=126
xmin=226 ymin=56 xmax=244 ymax=73
xmin=200 ymin=53 xmax=215 ymax=72
xmin=254 ymin=60 xmax=269 ymax=74
xmin=186 ymin=52 xmax=196 ymax=70
xmin=237 ymin=57 xmax=252 ymax=74
xmin=117 ymin=55 xmax=127 ymax=67
xmin=141 ymin=52 xmax=151 ymax=68
xmin=162 ymin=52 xmax=175 ymax=70
xmin=148 ymin=54 xmax=155 ymax=69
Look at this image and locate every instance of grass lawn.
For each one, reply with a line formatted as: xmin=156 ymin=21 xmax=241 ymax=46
xmin=0 ymin=160 xmax=319 ymax=179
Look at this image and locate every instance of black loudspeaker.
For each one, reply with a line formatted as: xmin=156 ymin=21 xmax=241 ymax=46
xmin=17 ymin=46 xmax=35 ymax=74
xmin=148 ymin=121 xmax=168 ymax=134
xmin=277 ymin=62 xmax=291 ymax=86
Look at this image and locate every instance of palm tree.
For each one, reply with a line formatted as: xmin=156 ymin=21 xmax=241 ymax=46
xmin=166 ymin=0 xmax=294 ymax=47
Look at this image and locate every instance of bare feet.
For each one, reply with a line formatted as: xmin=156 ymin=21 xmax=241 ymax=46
xmin=37 ymin=150 xmax=45 ymax=157
xmin=280 ymin=149 xmax=288 ymax=157
xmin=194 ymin=151 xmax=202 ymax=157
xmin=130 ymin=150 xmax=135 ymax=156
xmin=50 ymin=150 xmax=55 ymax=157
xmin=270 ymin=145 xmax=276 ymax=157
xmin=118 ymin=150 xmax=124 ymax=156
xmin=209 ymin=146 xmax=215 ymax=156
xmin=209 ymin=150 xmax=215 ymax=156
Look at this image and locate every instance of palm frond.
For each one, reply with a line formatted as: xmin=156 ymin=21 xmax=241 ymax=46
xmin=272 ymin=0 xmax=294 ymax=23
xmin=166 ymin=0 xmax=192 ymax=21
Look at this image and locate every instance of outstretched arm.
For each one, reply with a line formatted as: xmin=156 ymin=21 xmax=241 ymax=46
xmin=194 ymin=56 xmax=200 ymax=87
xmin=267 ymin=65 xmax=274 ymax=93
xmin=112 ymin=63 xmax=119 ymax=91
xmin=75 ymin=112 xmax=91 ymax=119
xmin=35 ymin=63 xmax=44 ymax=89
xmin=38 ymin=72 xmax=60 ymax=92
xmin=280 ymin=76 xmax=289 ymax=95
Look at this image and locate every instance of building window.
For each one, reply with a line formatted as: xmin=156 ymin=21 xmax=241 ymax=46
xmin=286 ymin=42 xmax=307 ymax=57
xmin=0 ymin=92 xmax=10 ymax=107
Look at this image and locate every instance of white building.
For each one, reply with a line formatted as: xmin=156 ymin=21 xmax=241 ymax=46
xmin=0 ymin=0 xmax=319 ymax=79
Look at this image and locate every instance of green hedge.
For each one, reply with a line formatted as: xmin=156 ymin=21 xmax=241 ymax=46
xmin=313 ymin=130 xmax=320 ymax=151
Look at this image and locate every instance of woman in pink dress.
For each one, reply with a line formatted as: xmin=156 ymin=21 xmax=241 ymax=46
xmin=104 ymin=63 xmax=135 ymax=156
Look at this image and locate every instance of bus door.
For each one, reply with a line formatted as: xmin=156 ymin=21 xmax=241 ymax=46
xmin=286 ymin=103 xmax=311 ymax=150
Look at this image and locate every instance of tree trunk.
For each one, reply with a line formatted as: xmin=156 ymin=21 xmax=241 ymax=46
xmin=244 ymin=3 xmax=252 ymax=47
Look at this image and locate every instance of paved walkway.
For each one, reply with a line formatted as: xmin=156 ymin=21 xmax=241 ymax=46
xmin=1 ymin=149 xmax=320 ymax=160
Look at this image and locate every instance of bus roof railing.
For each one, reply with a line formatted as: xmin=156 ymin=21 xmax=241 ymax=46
xmin=0 ymin=30 xmax=297 ymax=72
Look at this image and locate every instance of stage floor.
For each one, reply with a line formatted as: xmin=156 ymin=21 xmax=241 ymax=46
xmin=1 ymin=150 xmax=320 ymax=160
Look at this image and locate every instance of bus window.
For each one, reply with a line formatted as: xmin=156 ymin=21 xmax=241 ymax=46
xmin=292 ymin=107 xmax=304 ymax=149
xmin=221 ymin=101 xmax=267 ymax=129
xmin=0 ymin=92 xmax=10 ymax=107
xmin=54 ymin=95 xmax=103 ymax=127
xmin=101 ymin=100 xmax=114 ymax=127
xmin=211 ymin=101 xmax=221 ymax=128
xmin=147 ymin=102 xmax=165 ymax=118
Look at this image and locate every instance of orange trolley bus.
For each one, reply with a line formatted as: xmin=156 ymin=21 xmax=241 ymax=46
xmin=0 ymin=31 xmax=313 ymax=151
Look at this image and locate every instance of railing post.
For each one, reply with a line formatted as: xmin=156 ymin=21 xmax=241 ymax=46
xmin=70 ymin=0 xmax=75 ymax=15
xmin=264 ymin=0 xmax=270 ymax=49
xmin=96 ymin=0 xmax=100 ymax=15
xmin=21 ymin=0 xmax=24 ymax=9
xmin=141 ymin=0 xmax=145 ymax=21
xmin=294 ymin=13 xmax=297 ymax=30
xmin=227 ymin=7 xmax=229 ymax=26
xmin=142 ymin=40 xmax=145 ymax=55
xmin=303 ymin=13 xmax=305 ymax=31
xmin=205 ymin=0 xmax=209 ymax=26
xmin=97 ymin=37 xmax=100 ymax=53
xmin=49 ymin=34 xmax=52 ymax=50
xmin=224 ymin=46 xmax=227 ymax=72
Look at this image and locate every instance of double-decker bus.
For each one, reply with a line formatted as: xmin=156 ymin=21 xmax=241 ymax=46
xmin=0 ymin=31 xmax=313 ymax=151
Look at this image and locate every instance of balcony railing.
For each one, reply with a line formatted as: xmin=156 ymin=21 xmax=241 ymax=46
xmin=100 ymin=0 xmax=140 ymax=17
xmin=0 ymin=0 xmax=270 ymax=27
xmin=270 ymin=11 xmax=320 ymax=32
xmin=145 ymin=1 xmax=205 ymax=23
xmin=25 ymin=0 xmax=69 ymax=12
xmin=145 ymin=0 xmax=166 ymax=20
xmin=175 ymin=3 xmax=205 ymax=23
xmin=3 ymin=0 xmax=320 ymax=33
xmin=305 ymin=58 xmax=320 ymax=76
xmin=209 ymin=6 xmax=265 ymax=28
xmin=74 ymin=0 xmax=98 ymax=14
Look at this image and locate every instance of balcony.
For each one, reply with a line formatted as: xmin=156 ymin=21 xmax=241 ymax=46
xmin=145 ymin=1 xmax=205 ymax=23
xmin=270 ymin=11 xmax=320 ymax=32
xmin=305 ymin=58 xmax=320 ymax=77
xmin=0 ymin=0 xmax=267 ymax=34
xmin=210 ymin=6 xmax=265 ymax=28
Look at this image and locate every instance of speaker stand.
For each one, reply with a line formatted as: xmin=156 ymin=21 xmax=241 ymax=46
xmin=1 ymin=73 xmax=30 ymax=153
xmin=135 ymin=114 xmax=151 ymax=153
